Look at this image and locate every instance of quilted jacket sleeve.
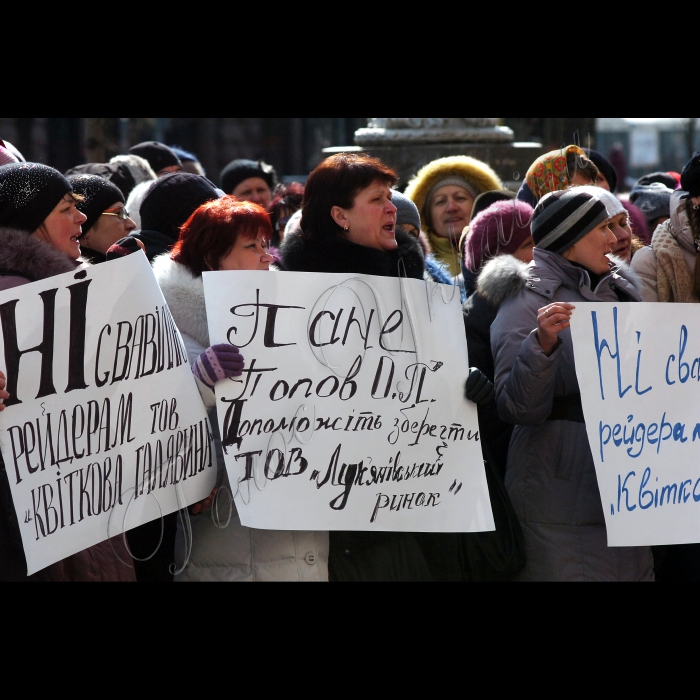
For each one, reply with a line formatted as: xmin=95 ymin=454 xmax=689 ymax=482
xmin=491 ymin=293 xmax=564 ymax=427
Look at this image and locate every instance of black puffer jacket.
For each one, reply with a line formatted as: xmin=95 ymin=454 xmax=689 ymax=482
xmin=281 ymin=226 xmax=433 ymax=581
xmin=281 ymin=227 xmax=425 ymax=280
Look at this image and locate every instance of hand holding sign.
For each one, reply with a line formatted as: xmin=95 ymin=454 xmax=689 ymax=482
xmin=192 ymin=344 xmax=245 ymax=388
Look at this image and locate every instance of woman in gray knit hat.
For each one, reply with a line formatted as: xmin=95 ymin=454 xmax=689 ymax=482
xmin=487 ymin=188 xmax=654 ymax=581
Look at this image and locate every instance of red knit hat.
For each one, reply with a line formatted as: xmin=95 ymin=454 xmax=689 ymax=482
xmin=464 ymin=199 xmax=534 ymax=273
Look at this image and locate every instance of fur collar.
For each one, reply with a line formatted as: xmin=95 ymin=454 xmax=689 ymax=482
xmin=151 ymin=254 xmax=210 ymax=348
xmin=0 ymin=227 xmax=81 ymax=282
xmin=280 ymin=228 xmax=425 ymax=280
xmin=477 ymin=251 xmax=642 ymax=307
xmin=477 ymin=255 xmax=530 ymax=306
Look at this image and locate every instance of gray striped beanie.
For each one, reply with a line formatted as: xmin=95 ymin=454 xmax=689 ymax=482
xmin=532 ymin=189 xmax=608 ymax=254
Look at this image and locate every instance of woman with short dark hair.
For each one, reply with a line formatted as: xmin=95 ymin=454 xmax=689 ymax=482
xmin=281 ymin=153 xmax=433 ymax=581
xmin=153 ymin=196 xmax=329 ymax=582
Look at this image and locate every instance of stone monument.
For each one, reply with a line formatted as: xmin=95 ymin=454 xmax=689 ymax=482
xmin=325 ymin=118 xmax=545 ymax=191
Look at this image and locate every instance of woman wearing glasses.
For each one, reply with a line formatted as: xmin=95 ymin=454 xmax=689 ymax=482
xmin=67 ymin=174 xmax=136 ymax=264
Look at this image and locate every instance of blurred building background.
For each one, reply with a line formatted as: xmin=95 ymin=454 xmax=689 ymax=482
xmin=0 ymin=118 xmax=367 ymax=182
xmin=5 ymin=118 xmax=693 ymax=191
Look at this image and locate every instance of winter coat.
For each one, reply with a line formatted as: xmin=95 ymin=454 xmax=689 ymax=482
xmin=626 ymin=193 xmax=700 ymax=579
xmin=491 ymin=247 xmax=654 ymax=582
xmin=281 ymin=227 xmax=436 ymax=581
xmin=0 ymin=228 xmax=136 ymax=582
xmin=151 ymin=254 xmax=329 ymax=582
xmin=281 ymin=226 xmax=425 ymax=280
xmin=631 ymin=191 xmax=698 ymax=302
xmin=462 ymin=256 xmax=523 ymax=480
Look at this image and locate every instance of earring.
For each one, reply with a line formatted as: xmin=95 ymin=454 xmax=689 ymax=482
xmin=344 ymin=224 xmax=349 ymax=232
xmin=694 ymin=204 xmax=699 ymax=211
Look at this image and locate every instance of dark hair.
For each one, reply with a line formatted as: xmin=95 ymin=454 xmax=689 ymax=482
xmin=567 ymin=151 xmax=599 ymax=185
xmin=300 ymin=153 xmax=397 ymax=240
xmin=270 ymin=181 xmax=305 ymax=246
xmin=171 ymin=195 xmax=272 ymax=276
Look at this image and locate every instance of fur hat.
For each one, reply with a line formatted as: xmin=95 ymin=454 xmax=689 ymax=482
xmin=67 ymin=174 xmax=125 ymax=234
xmin=110 ymin=154 xmax=157 ymax=186
xmin=0 ymin=162 xmax=72 ymax=234
xmin=220 ymin=159 xmax=277 ymax=195
xmin=129 ymin=142 xmax=182 ymax=175
xmin=404 ymin=156 xmax=502 ymax=233
xmin=464 ymin=199 xmax=534 ymax=273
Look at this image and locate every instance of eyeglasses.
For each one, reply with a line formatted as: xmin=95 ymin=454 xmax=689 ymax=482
xmin=102 ymin=208 xmax=131 ymax=221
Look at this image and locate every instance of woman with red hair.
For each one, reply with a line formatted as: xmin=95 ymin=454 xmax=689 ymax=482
xmin=153 ymin=196 xmax=329 ymax=581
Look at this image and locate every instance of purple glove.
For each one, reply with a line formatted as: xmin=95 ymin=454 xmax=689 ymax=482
xmin=192 ymin=344 xmax=245 ymax=388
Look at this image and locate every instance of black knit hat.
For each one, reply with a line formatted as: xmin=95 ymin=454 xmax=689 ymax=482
xmin=0 ymin=162 xmax=73 ymax=234
xmin=681 ymin=152 xmax=700 ymax=198
xmin=140 ymin=172 xmax=220 ymax=240
xmin=220 ymin=159 xmax=277 ymax=194
xmin=67 ymin=174 xmax=125 ymax=235
xmin=128 ymin=142 xmax=182 ymax=175
xmin=584 ymin=149 xmax=618 ymax=193
xmin=65 ymin=162 xmax=136 ymax=199
xmin=532 ymin=189 xmax=608 ymax=254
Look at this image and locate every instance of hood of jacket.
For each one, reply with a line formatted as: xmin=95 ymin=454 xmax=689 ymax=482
xmin=666 ymin=190 xmax=697 ymax=257
xmin=280 ymin=227 xmax=425 ymax=280
xmin=477 ymin=249 xmax=642 ymax=307
xmin=152 ymin=254 xmax=210 ymax=348
xmin=0 ymin=227 xmax=81 ymax=282
xmin=403 ymin=156 xmax=503 ymax=234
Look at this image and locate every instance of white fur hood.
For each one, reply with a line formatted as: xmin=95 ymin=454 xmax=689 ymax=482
xmin=151 ymin=254 xmax=210 ymax=348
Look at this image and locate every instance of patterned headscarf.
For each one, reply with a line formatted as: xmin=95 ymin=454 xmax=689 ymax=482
xmin=526 ymin=145 xmax=587 ymax=201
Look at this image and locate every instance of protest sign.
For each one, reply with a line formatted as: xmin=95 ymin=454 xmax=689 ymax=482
xmin=0 ymin=253 xmax=216 ymax=575
xmin=571 ymin=303 xmax=700 ymax=547
xmin=203 ymin=271 xmax=494 ymax=533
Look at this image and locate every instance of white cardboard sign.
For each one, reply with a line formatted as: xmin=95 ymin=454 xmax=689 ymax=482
xmin=0 ymin=254 xmax=216 ymax=575
xmin=203 ymin=270 xmax=494 ymax=533
xmin=571 ymin=302 xmax=700 ymax=546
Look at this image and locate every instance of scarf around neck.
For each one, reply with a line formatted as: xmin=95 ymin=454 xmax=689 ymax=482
xmin=428 ymin=231 xmax=460 ymax=277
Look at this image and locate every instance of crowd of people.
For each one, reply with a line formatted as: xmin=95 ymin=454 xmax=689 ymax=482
xmin=0 ymin=133 xmax=694 ymax=582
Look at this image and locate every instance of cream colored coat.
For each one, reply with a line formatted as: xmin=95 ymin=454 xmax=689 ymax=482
xmin=631 ymin=191 xmax=699 ymax=303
